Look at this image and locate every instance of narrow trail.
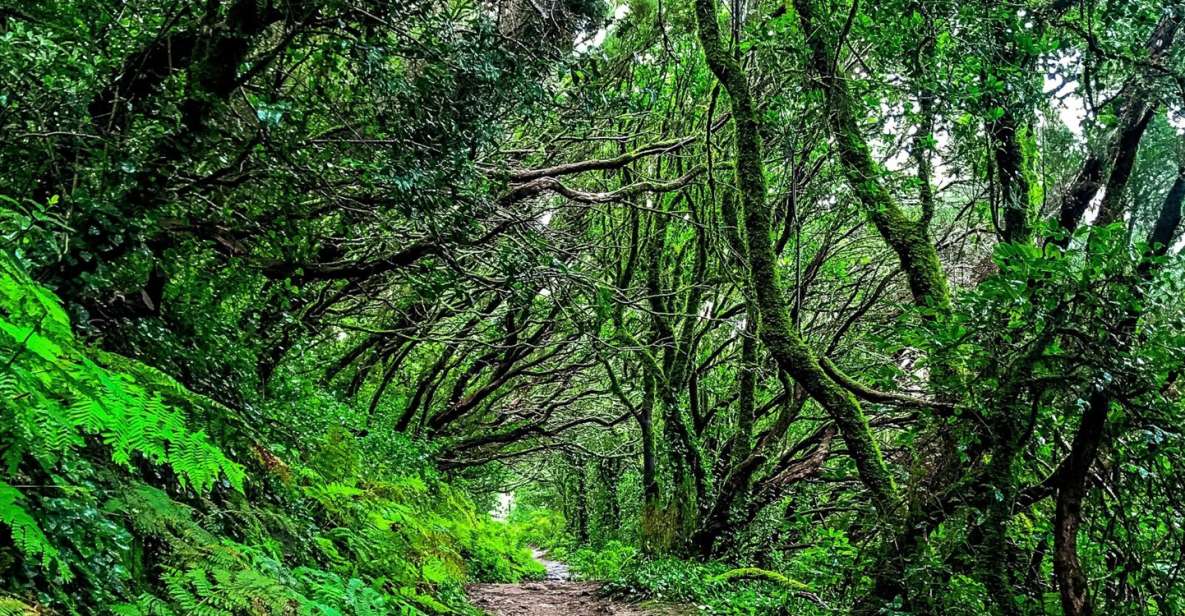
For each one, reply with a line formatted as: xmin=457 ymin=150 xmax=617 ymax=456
xmin=466 ymin=550 xmax=688 ymax=616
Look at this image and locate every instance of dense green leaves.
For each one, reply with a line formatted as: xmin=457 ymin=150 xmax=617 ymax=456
xmin=0 ymin=247 xmax=542 ymax=612
xmin=3 ymin=0 xmax=1185 ymax=614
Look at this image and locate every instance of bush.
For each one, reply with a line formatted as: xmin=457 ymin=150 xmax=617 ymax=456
xmin=464 ymin=519 xmax=546 ymax=583
xmin=603 ymin=558 xmax=829 ymax=616
xmin=507 ymin=506 xmax=567 ymax=551
xmin=567 ymin=540 xmax=638 ymax=580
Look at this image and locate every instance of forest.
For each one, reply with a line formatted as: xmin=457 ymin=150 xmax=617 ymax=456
xmin=2 ymin=0 xmax=1185 ymax=614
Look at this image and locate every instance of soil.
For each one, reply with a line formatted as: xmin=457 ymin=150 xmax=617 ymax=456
xmin=466 ymin=551 xmax=690 ymax=616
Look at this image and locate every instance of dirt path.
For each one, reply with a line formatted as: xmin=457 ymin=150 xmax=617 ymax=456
xmin=466 ymin=551 xmax=688 ymax=616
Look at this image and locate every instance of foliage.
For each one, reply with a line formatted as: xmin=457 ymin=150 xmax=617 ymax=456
xmin=602 ymin=558 xmax=827 ymax=616
xmin=4 ymin=0 xmax=1185 ymax=614
xmin=507 ymin=506 xmax=568 ymax=551
xmin=0 ymin=251 xmax=538 ymax=613
xmin=0 ymin=249 xmax=242 ymax=580
xmin=565 ymin=540 xmax=638 ymax=580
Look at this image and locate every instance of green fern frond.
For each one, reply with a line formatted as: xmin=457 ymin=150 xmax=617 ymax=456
xmin=0 ymin=481 xmax=68 ymax=580
xmin=0 ymin=597 xmax=36 ymax=616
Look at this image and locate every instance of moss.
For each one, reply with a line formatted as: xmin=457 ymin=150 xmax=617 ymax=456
xmin=640 ymin=501 xmax=679 ymax=556
xmin=693 ymin=0 xmax=901 ymax=522
xmin=795 ymin=0 xmax=951 ymax=315
xmin=710 ymin=567 xmax=812 ymax=592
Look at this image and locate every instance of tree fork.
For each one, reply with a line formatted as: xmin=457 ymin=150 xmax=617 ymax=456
xmin=692 ymin=0 xmax=900 ymax=522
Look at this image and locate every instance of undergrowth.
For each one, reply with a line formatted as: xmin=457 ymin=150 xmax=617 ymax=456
xmin=600 ymin=558 xmax=829 ymax=616
xmin=0 ymin=250 xmax=541 ymax=614
xmin=559 ymin=532 xmax=855 ymax=616
xmin=567 ymin=527 xmax=990 ymax=615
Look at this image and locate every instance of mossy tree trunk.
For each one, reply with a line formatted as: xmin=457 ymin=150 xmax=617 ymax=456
xmin=793 ymin=0 xmax=950 ymax=315
xmin=692 ymin=0 xmax=901 ymax=525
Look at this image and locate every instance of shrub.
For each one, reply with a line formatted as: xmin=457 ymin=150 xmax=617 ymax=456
xmin=567 ymin=540 xmax=638 ymax=580
xmin=508 ymin=506 xmax=567 ymax=551
xmin=603 ymin=558 xmax=830 ymax=616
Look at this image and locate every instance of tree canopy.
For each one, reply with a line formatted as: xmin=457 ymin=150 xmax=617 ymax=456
xmin=3 ymin=0 xmax=1185 ymax=614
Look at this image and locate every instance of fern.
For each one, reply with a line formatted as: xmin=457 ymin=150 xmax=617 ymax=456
xmin=0 ymin=597 xmax=36 ymax=616
xmin=0 ymin=481 xmax=67 ymax=579
xmin=0 ymin=250 xmax=533 ymax=615
xmin=136 ymin=593 xmax=179 ymax=616
xmin=0 ymin=251 xmax=243 ymax=494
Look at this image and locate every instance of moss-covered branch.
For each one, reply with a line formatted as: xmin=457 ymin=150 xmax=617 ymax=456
xmin=692 ymin=0 xmax=900 ymax=520
xmin=793 ymin=0 xmax=950 ymax=313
